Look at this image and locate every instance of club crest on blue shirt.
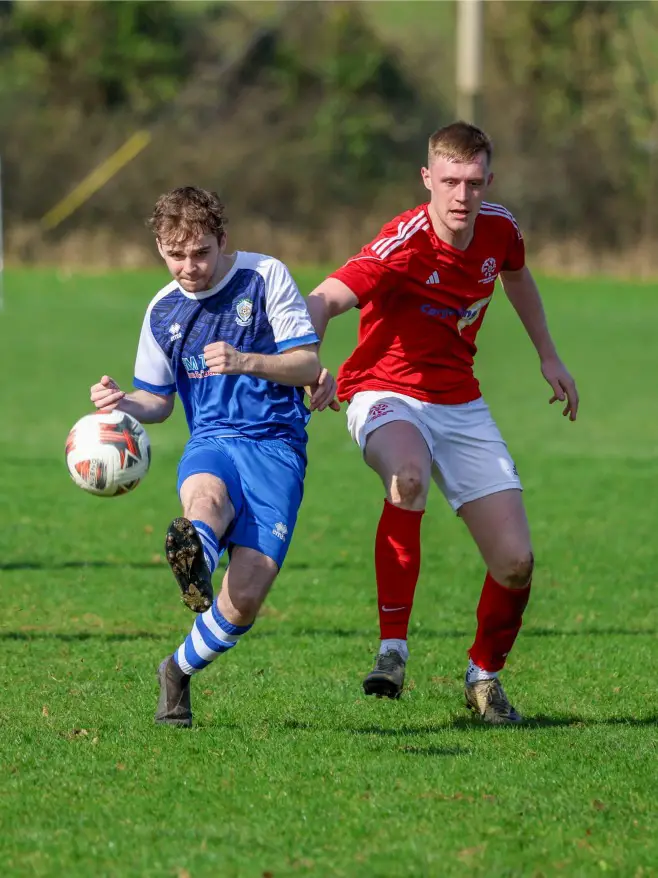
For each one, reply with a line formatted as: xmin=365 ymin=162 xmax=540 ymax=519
xmin=235 ymin=298 xmax=254 ymax=327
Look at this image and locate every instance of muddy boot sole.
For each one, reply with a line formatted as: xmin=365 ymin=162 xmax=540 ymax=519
xmin=165 ymin=517 xmax=214 ymax=613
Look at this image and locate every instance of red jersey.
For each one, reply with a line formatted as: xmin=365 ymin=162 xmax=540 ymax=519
xmin=331 ymin=201 xmax=525 ymax=405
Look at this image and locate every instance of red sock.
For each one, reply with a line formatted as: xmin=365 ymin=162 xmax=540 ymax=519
xmin=375 ymin=499 xmax=424 ymax=640
xmin=468 ymin=572 xmax=531 ymax=672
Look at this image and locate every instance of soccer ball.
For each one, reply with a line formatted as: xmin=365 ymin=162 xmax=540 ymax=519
xmin=65 ymin=411 xmax=151 ymax=497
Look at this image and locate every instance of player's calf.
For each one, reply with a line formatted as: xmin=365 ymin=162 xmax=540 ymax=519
xmin=155 ymin=551 xmax=263 ymax=727
xmin=155 ymin=600 xmax=253 ymax=728
xmin=165 ymin=517 xmax=214 ymax=612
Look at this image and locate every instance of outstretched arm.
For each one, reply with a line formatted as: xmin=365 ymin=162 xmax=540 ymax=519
xmin=500 ymin=266 xmax=579 ymax=421
xmin=90 ymin=376 xmax=175 ymax=423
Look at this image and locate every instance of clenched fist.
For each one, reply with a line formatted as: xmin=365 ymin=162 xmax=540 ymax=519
xmin=90 ymin=375 xmax=125 ymax=412
xmin=203 ymin=341 xmax=247 ymax=375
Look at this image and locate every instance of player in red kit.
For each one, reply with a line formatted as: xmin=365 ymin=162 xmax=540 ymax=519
xmin=305 ymin=122 xmax=578 ymax=724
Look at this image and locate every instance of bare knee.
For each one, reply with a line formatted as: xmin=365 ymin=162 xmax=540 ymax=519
xmin=496 ymin=551 xmax=534 ymax=589
xmin=184 ymin=487 xmax=221 ymax=518
xmin=389 ymin=463 xmax=428 ymax=509
xmin=180 ymin=475 xmax=233 ymax=531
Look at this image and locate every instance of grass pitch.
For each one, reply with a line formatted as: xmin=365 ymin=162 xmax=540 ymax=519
xmin=0 ymin=267 xmax=656 ymax=877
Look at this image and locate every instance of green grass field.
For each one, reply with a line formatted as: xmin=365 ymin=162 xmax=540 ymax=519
xmin=1 ymin=267 xmax=656 ymax=877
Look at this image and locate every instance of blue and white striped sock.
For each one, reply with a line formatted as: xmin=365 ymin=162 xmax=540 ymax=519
xmin=191 ymin=519 xmax=220 ymax=575
xmin=173 ymin=601 xmax=253 ymax=675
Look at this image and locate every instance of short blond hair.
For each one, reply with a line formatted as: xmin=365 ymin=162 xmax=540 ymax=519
xmin=428 ymin=121 xmax=493 ymax=166
xmin=148 ymin=186 xmax=227 ymax=245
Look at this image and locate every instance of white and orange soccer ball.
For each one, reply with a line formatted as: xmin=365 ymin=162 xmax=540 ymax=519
xmin=65 ymin=411 xmax=151 ymax=497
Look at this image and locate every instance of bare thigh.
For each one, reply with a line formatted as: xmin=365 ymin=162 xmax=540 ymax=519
xmin=364 ymin=420 xmax=432 ymax=510
xmin=459 ymin=489 xmax=534 ymax=587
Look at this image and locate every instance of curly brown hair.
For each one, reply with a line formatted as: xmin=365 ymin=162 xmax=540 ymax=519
xmin=148 ymin=186 xmax=227 ymax=244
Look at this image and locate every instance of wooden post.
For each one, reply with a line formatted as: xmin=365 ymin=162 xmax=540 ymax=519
xmin=456 ymin=0 xmax=484 ymax=126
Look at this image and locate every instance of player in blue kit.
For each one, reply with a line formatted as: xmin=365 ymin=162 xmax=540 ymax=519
xmin=90 ymin=187 xmax=323 ymax=727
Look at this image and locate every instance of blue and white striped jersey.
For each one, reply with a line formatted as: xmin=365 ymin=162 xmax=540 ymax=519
xmin=133 ymin=252 xmax=319 ymax=453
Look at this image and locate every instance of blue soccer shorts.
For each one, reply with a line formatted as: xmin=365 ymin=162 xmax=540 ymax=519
xmin=176 ymin=435 xmax=306 ymax=568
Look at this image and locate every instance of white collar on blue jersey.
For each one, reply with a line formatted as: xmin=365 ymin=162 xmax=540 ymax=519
xmin=177 ymin=252 xmax=243 ymax=300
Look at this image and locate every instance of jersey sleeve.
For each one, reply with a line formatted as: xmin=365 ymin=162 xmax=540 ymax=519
xmin=328 ymin=223 xmax=411 ymax=307
xmin=501 ymin=213 xmax=526 ymax=272
xmin=264 ymin=260 xmax=320 ymax=353
xmin=133 ymin=307 xmax=177 ymax=395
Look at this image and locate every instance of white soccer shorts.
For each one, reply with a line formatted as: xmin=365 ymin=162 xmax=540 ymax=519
xmin=346 ymin=390 xmax=522 ymax=512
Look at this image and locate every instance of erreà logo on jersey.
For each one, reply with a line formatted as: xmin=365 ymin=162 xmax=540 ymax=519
xmin=235 ymin=298 xmax=253 ymax=327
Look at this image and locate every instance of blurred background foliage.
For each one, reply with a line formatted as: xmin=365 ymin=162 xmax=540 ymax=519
xmin=1 ymin=0 xmax=657 ymax=272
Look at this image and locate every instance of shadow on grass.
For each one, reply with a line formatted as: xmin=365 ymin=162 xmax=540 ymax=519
xmin=284 ymin=716 xmax=658 ymax=739
xmin=449 ymin=714 xmax=658 ymax=730
xmin=286 ymin=719 xmax=449 ymax=737
xmin=398 ymin=745 xmax=465 ymax=756
xmin=0 ymin=558 xmax=351 ymax=572
xmin=257 ymin=626 xmax=657 ymax=639
xmin=0 ymin=561 xmax=165 ymax=571
xmin=0 ymin=631 xmax=166 ymax=642
xmin=1 ymin=625 xmax=654 ymax=642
